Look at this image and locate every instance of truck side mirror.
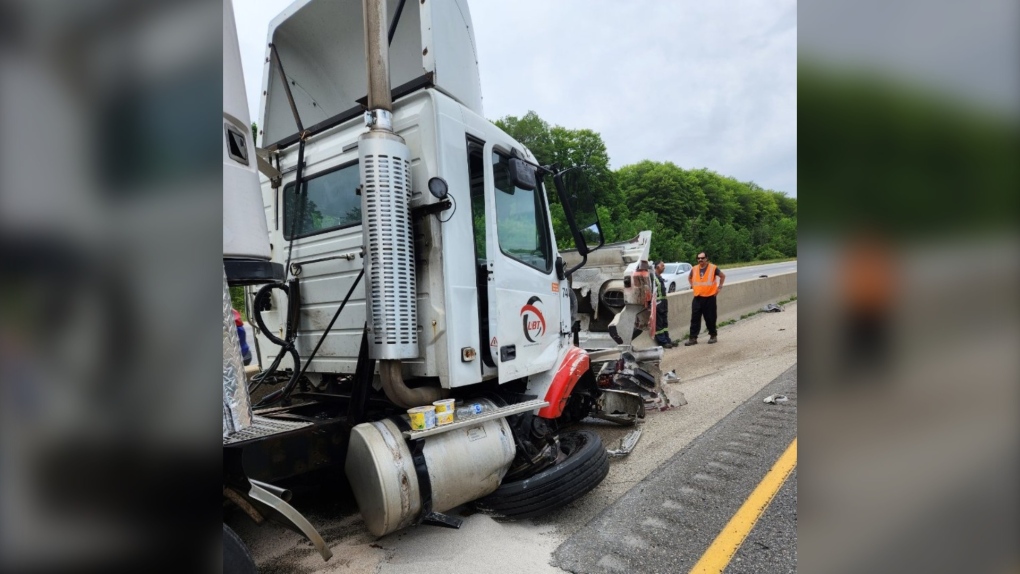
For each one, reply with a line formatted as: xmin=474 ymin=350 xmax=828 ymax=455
xmin=507 ymin=158 xmax=536 ymax=191
xmin=554 ymin=167 xmax=605 ymax=276
xmin=563 ymin=171 xmax=604 ymax=256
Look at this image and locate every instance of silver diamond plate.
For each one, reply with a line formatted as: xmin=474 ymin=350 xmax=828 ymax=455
xmin=223 ymin=415 xmax=312 ymax=445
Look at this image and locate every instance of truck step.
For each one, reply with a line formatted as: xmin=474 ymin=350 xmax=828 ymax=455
xmin=403 ymin=399 xmax=549 ymax=440
xmin=223 ymin=415 xmax=312 ymax=445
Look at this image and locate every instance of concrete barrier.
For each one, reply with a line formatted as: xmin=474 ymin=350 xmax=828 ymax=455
xmin=635 ymin=271 xmax=797 ymax=344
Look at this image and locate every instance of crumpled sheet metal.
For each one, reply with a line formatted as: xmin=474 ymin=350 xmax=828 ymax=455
xmin=607 ymin=427 xmax=643 ymax=457
xmin=223 ymin=269 xmax=253 ymax=437
xmin=597 ymin=389 xmax=646 ymax=422
xmin=566 ymin=268 xmax=599 ymax=313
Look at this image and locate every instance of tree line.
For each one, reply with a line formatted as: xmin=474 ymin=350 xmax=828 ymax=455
xmin=495 ymin=111 xmax=797 ymax=265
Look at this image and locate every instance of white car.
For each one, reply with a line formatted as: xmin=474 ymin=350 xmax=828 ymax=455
xmin=661 ymin=262 xmax=693 ymax=292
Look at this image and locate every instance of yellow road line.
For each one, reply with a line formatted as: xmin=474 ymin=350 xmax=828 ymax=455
xmin=689 ymin=437 xmax=797 ymax=574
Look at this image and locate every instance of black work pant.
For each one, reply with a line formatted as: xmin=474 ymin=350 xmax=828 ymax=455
xmin=654 ymin=300 xmax=672 ymax=345
xmin=690 ymin=295 xmax=718 ymax=338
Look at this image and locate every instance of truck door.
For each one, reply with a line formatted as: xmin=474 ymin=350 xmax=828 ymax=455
xmin=483 ymin=144 xmax=561 ymax=380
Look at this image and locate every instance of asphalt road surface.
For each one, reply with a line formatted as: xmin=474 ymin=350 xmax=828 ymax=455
xmin=554 ymin=366 xmax=797 ymax=574
xmin=721 ymin=260 xmax=797 ymax=286
xmin=228 ymin=302 xmax=799 ymax=574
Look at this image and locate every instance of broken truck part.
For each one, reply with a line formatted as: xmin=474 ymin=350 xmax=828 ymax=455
xmin=562 ymin=230 xmax=652 ymax=337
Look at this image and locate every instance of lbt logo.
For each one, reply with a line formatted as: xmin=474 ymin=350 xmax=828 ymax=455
xmin=520 ymin=296 xmax=546 ymax=343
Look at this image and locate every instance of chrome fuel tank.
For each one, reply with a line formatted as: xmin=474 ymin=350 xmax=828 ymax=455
xmin=345 ymin=400 xmax=515 ymax=536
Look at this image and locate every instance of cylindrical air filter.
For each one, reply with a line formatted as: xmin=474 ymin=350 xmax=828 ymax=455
xmin=359 ymin=130 xmax=417 ymax=359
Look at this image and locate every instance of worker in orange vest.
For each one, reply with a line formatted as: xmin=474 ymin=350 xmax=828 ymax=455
xmin=685 ymin=251 xmax=726 ymax=346
xmin=838 ymin=230 xmax=897 ymax=375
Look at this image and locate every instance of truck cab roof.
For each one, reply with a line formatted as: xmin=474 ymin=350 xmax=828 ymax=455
xmin=259 ymin=0 xmax=483 ymax=147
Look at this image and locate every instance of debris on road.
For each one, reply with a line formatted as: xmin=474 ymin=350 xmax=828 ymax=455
xmin=594 ymin=389 xmax=646 ymax=425
xmin=763 ymin=394 xmax=789 ymax=404
xmin=763 ymin=303 xmax=785 ymax=312
xmin=662 ymin=386 xmax=688 ymax=407
xmin=607 ymin=427 xmax=644 ymax=457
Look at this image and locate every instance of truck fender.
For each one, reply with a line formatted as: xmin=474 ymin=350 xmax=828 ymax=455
xmin=535 ymin=347 xmax=590 ymax=419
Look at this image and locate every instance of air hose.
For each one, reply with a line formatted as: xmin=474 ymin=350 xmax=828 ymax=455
xmin=250 ymin=279 xmax=302 ymax=407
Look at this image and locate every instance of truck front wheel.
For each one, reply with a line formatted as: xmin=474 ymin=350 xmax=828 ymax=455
xmin=474 ymin=430 xmax=609 ymax=519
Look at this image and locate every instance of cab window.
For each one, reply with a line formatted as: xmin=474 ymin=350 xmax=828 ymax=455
xmin=491 ymin=151 xmax=552 ymax=273
xmin=283 ymin=162 xmax=361 ymax=239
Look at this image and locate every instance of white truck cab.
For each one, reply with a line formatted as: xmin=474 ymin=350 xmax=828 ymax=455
xmin=252 ymin=0 xmax=582 ymax=395
xmin=223 ymin=0 xmax=658 ymax=561
xmin=255 ymin=88 xmax=575 ymax=389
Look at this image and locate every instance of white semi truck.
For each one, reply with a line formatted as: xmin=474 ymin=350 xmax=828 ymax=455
xmin=222 ymin=0 xmax=662 ymax=570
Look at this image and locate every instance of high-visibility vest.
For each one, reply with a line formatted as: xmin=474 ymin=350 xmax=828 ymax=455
xmin=691 ymin=264 xmax=719 ymax=297
xmin=654 ymin=274 xmax=667 ymax=300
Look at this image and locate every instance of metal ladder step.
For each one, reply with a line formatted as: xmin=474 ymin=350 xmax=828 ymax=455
xmin=403 ymin=399 xmax=549 ymax=440
xmin=223 ymin=415 xmax=312 ymax=445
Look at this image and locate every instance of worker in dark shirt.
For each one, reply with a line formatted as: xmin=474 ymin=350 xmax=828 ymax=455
xmin=653 ymin=261 xmax=676 ymax=348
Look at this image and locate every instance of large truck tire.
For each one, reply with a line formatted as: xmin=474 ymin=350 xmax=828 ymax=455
xmin=223 ymin=523 xmax=257 ymax=574
xmin=474 ymin=430 xmax=609 ymax=519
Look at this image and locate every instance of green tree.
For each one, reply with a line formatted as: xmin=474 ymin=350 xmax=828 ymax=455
xmin=230 ymin=286 xmax=246 ymax=319
xmin=496 ymin=111 xmax=619 ymax=210
xmin=691 ymin=169 xmax=740 ymax=225
xmin=494 ymin=111 xmax=555 ymax=165
xmin=616 ymin=161 xmax=707 ymax=237
xmin=768 ymin=217 xmax=798 ymax=256
xmin=548 ymin=126 xmax=619 ymax=210
xmin=496 ymin=111 xmax=797 ymax=264
xmin=697 ymin=219 xmax=729 ymax=262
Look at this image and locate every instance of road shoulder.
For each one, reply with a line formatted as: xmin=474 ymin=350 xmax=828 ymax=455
xmin=553 ymin=365 xmax=798 ymax=574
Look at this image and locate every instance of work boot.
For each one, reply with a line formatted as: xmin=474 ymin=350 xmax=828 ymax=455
xmin=683 ymin=338 xmax=698 ymax=346
xmin=708 ymin=335 xmax=718 ymax=344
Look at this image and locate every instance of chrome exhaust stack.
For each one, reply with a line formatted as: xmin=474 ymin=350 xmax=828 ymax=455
xmin=359 ymin=0 xmax=443 ymax=407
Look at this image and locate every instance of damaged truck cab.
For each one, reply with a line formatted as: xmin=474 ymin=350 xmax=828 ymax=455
xmin=223 ymin=1 xmax=679 ymax=566
xmin=253 ymin=0 xmax=587 ymax=400
xmin=257 ymin=90 xmax=580 ymax=397
xmin=223 ymin=0 xmax=628 ymax=556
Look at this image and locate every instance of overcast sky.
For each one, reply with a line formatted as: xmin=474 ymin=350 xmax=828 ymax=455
xmin=234 ymin=0 xmax=797 ymax=197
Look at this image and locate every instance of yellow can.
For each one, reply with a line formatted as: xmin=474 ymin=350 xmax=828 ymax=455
xmin=433 ymin=399 xmax=456 ymax=426
xmin=432 ymin=399 xmax=456 ymax=426
xmin=408 ymin=406 xmax=436 ymax=430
